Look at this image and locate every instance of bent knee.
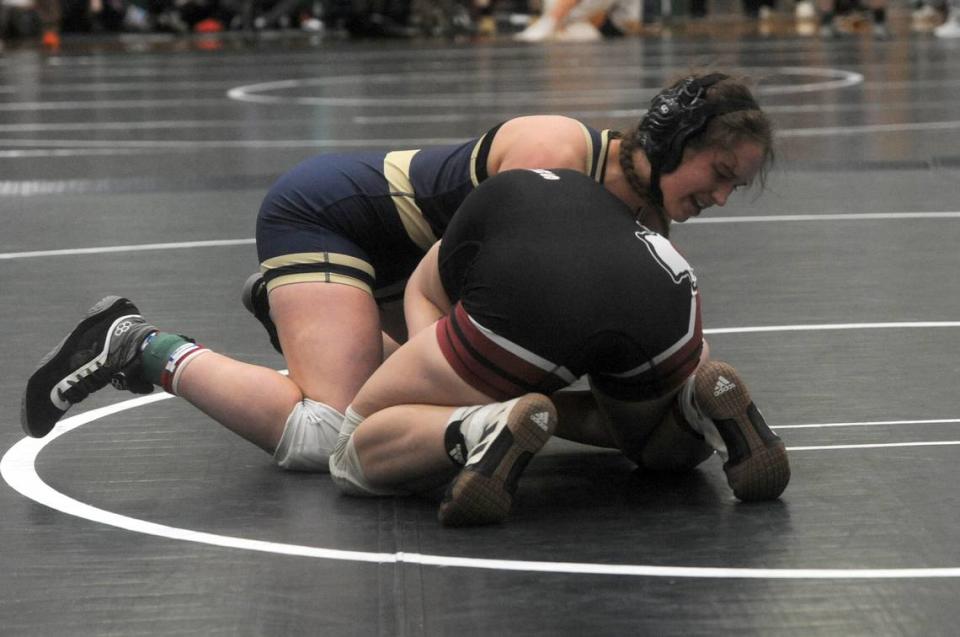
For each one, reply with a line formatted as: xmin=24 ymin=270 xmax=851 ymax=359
xmin=273 ymin=400 xmax=343 ymax=472
xmin=329 ymin=430 xmax=404 ymax=497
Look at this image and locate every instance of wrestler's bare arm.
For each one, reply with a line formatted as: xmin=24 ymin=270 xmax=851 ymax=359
xmin=403 ymin=242 xmax=450 ymax=337
xmin=487 ymin=115 xmax=591 ymax=175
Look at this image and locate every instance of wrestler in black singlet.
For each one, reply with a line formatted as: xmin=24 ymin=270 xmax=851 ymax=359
xmin=436 ymin=168 xmax=703 ymax=402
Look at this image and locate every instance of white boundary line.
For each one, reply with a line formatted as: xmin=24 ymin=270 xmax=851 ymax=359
xmin=3 ymin=321 xmax=960 ymax=579
xmin=707 ymin=321 xmax=960 ymax=333
xmin=3 ymin=119 xmax=960 ymax=151
xmin=790 ymin=441 xmax=960 ymax=451
xmin=4 ymin=393 xmax=960 ymax=579
xmin=778 ymin=418 xmax=960 ymax=430
xmin=0 ymin=239 xmax=254 ymax=260
xmin=226 ymin=67 xmax=863 ymax=106
xmin=0 ymin=99 xmax=956 ymax=131
xmin=2 ymin=212 xmax=957 ymax=260
xmin=686 ymin=212 xmax=960 ymax=224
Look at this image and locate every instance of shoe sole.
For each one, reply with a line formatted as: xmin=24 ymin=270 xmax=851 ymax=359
xmin=438 ymin=394 xmax=557 ymax=527
xmin=20 ymin=296 xmax=139 ymax=439
xmin=694 ymin=362 xmax=790 ymax=501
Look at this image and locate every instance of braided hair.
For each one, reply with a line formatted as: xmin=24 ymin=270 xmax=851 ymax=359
xmin=614 ymin=128 xmax=669 ymax=236
xmin=618 ymin=73 xmax=772 ymax=237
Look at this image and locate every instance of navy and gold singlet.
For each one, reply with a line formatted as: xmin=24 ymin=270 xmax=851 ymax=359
xmin=255 ymin=121 xmax=614 ymax=298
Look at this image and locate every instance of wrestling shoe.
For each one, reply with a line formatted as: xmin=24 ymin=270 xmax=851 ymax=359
xmin=21 ymin=296 xmax=157 ymax=439
xmin=692 ymin=361 xmax=790 ymax=501
xmin=935 ymin=14 xmax=960 ymax=38
xmin=241 ymin=272 xmax=282 ymax=354
xmin=556 ymin=20 xmax=602 ymax=41
xmin=438 ymin=394 xmax=557 ymax=527
xmin=514 ymin=16 xmax=558 ymax=41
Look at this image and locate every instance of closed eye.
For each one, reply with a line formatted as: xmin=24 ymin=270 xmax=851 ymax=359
xmin=716 ymin=164 xmax=751 ymax=192
xmin=715 ymin=165 xmax=743 ymax=190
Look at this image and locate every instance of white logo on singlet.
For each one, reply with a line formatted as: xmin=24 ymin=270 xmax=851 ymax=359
xmin=528 ymin=168 xmax=560 ymax=180
xmin=634 ymin=227 xmax=697 ymax=288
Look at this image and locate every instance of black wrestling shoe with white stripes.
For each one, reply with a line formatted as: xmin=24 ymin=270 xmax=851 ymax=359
xmin=21 ymin=296 xmax=157 ymax=439
xmin=241 ymin=272 xmax=282 ymax=354
xmin=438 ymin=393 xmax=557 ymax=527
xmin=694 ymin=361 xmax=790 ymax=501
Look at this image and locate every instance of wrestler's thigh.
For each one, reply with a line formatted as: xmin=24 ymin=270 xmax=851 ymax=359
xmin=270 ymin=282 xmax=383 ymax=412
xmin=351 ymin=323 xmax=492 ymax=416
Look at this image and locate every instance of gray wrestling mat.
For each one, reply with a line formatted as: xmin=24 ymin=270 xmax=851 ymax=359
xmin=2 ymin=22 xmax=959 ymax=636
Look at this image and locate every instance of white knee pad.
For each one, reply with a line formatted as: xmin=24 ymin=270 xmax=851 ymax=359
xmin=273 ymin=399 xmax=343 ymax=472
xmin=329 ymin=407 xmax=404 ymax=497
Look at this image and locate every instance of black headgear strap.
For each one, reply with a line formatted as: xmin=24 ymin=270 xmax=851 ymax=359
xmin=639 ymin=73 xmax=759 ymax=205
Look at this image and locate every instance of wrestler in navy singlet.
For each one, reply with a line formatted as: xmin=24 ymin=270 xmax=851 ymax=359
xmin=436 ymin=169 xmax=703 ymax=402
xmin=255 ymin=121 xmax=614 ymax=298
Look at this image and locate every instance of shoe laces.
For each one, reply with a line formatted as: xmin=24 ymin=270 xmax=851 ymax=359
xmin=58 ymin=363 xmax=113 ymax=405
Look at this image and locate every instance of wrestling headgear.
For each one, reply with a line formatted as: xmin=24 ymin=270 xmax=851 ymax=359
xmin=640 ymin=73 xmax=760 ymax=202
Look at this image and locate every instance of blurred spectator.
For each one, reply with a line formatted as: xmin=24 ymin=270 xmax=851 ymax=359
xmin=515 ymin=0 xmax=641 ymax=41
xmin=34 ymin=0 xmax=61 ymax=48
xmin=818 ymin=0 xmax=890 ymax=39
xmin=936 ymin=0 xmax=960 ymax=35
xmin=1 ymin=0 xmax=42 ymax=42
xmin=911 ymin=0 xmax=942 ymax=30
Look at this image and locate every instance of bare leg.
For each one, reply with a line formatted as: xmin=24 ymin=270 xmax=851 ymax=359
xmin=334 ymin=324 xmax=557 ymax=525
xmin=349 ymin=323 xmax=492 ymax=486
xmin=171 ymin=282 xmax=385 ymax=454
xmin=271 ymin=282 xmax=384 ymax=413
xmin=548 ymin=0 xmax=580 ymax=21
xmin=351 ymin=321 xmax=491 ymax=416
xmin=176 ymin=353 xmax=303 ymax=451
xmin=350 ymin=404 xmax=455 ymax=486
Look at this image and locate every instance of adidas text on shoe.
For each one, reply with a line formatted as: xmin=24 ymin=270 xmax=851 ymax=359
xmin=438 ymin=394 xmax=557 ymax=527
xmin=21 ymin=296 xmax=156 ymax=438
xmin=695 ymin=361 xmax=790 ymax=501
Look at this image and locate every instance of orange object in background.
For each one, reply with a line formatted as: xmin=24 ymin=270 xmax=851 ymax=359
xmin=41 ymin=29 xmax=61 ymax=51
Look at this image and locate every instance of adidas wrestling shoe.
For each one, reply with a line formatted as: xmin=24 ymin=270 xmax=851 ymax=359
xmin=691 ymin=361 xmax=790 ymax=501
xmin=241 ymin=272 xmax=282 ymax=354
xmin=438 ymin=393 xmax=557 ymax=527
xmin=21 ymin=296 xmax=157 ymax=439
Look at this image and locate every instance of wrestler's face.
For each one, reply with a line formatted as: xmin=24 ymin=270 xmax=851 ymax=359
xmin=659 ymin=140 xmax=765 ymax=223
